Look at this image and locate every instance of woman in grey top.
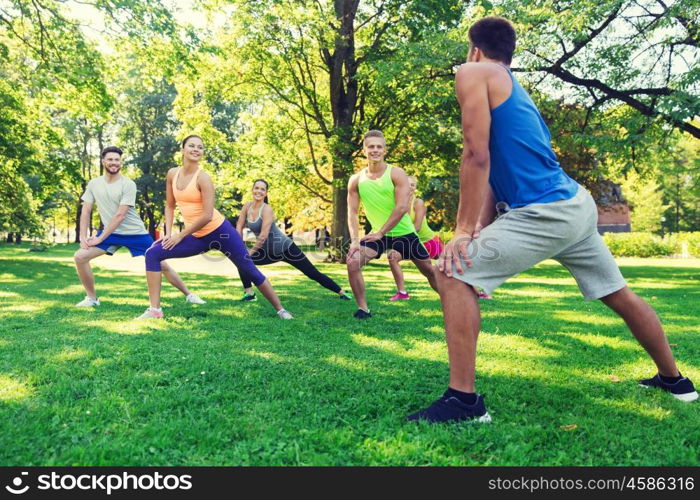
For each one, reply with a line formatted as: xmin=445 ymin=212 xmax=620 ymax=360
xmin=235 ymin=179 xmax=351 ymax=301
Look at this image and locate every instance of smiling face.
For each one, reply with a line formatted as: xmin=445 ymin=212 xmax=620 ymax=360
xmin=252 ymin=180 xmax=268 ymax=202
xmin=102 ymin=152 xmax=122 ymax=175
xmin=363 ymin=136 xmax=386 ymax=164
xmin=182 ymin=136 xmax=204 ymax=162
xmin=407 ymin=176 xmax=417 ymax=196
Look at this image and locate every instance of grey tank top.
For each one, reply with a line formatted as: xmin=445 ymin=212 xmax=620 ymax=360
xmin=245 ymin=203 xmax=293 ymax=255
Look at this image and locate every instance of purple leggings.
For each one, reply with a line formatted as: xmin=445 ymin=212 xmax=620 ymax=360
xmin=145 ymin=220 xmax=266 ymax=287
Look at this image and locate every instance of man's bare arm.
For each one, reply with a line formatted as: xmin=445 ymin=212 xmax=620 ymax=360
xmin=347 ymin=175 xmax=361 ymax=245
xmin=454 ymin=63 xmax=492 ymax=237
xmin=79 ymin=202 xmax=93 ymax=249
xmin=92 ymin=205 xmax=128 ymax=242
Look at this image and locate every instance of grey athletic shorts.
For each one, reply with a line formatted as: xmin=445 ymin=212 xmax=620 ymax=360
xmin=451 ymin=185 xmax=626 ymax=300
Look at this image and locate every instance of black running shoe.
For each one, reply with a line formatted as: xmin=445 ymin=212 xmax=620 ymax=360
xmin=353 ymin=308 xmax=372 ymax=319
xmin=239 ymin=293 xmax=257 ymax=302
xmin=339 ymin=293 xmax=352 ymax=300
xmin=639 ymin=373 xmax=698 ymax=402
xmin=407 ymin=391 xmax=492 ymax=423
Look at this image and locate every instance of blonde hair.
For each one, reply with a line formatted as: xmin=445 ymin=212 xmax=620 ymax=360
xmin=363 ymin=129 xmax=385 ymax=144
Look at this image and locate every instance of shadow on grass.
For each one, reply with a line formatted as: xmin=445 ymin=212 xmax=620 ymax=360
xmin=0 ymin=248 xmax=698 ymax=465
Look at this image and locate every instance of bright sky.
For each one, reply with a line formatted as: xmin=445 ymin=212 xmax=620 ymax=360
xmin=65 ymin=0 xmax=230 ymax=53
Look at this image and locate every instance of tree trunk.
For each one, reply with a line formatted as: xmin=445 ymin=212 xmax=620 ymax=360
xmin=98 ymin=127 xmax=105 ymax=177
xmin=75 ymin=201 xmax=82 ymax=243
xmin=6 ymin=233 xmax=13 ymax=243
xmin=327 ymin=0 xmax=360 ymax=260
xmin=331 ymin=181 xmax=349 ymax=258
xmin=142 ymin=190 xmax=156 ymax=238
xmin=146 ymin=205 xmax=156 ymax=238
xmin=15 ymin=233 xmax=22 ymax=244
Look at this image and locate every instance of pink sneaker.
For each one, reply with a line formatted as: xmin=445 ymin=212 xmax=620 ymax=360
xmin=389 ymin=292 xmax=410 ymax=301
xmin=477 ymin=291 xmax=492 ymax=300
xmin=136 ymin=307 xmax=164 ymax=319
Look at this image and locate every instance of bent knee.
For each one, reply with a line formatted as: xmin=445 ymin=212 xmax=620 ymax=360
xmin=435 ymin=269 xmax=466 ymax=289
xmin=144 ymin=245 xmax=160 ymax=260
xmin=74 ymin=250 xmax=90 ymax=264
xmin=346 ymin=258 xmax=362 ymax=272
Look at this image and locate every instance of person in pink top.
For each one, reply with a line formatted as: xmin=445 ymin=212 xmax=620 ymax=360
xmin=140 ymin=135 xmax=293 ymax=320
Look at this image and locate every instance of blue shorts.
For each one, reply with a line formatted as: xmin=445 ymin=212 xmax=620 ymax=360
xmin=95 ymin=232 xmax=154 ymax=257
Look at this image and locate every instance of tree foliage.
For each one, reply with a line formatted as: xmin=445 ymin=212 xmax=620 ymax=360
xmin=1 ymin=0 xmax=698 ymax=243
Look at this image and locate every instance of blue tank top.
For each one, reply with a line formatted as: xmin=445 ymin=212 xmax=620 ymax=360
xmin=489 ymin=68 xmax=579 ymax=208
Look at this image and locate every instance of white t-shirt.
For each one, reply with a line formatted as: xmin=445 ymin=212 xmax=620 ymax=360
xmin=81 ymin=176 xmax=148 ymax=235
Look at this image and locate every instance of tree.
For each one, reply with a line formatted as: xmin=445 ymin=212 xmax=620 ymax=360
xmin=188 ymin=0 xmax=466 ymax=257
xmin=621 ymin=171 xmax=668 ymax=232
xmin=660 ymin=130 xmax=700 ymax=232
xmin=484 ymin=0 xmax=700 ymax=140
xmin=113 ymin=49 xmax=181 ymax=236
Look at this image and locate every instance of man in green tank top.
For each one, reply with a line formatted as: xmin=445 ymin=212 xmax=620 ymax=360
xmin=346 ymin=130 xmax=438 ymax=318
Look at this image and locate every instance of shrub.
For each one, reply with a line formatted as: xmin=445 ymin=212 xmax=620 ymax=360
xmin=672 ymin=232 xmax=700 ymax=257
xmin=602 ymin=232 xmax=674 ymax=257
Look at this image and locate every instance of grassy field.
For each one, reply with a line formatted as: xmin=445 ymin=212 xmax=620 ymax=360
xmin=0 ymin=243 xmax=698 ymax=466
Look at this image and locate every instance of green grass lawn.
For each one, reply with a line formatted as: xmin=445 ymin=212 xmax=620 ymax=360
xmin=0 ymin=243 xmax=698 ymax=466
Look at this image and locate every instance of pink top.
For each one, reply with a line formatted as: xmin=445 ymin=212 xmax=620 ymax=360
xmin=172 ymin=168 xmax=225 ymax=237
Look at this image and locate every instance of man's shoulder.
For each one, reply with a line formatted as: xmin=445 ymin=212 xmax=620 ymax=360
xmin=349 ymin=170 xmax=364 ymax=183
xmin=455 ymin=62 xmax=503 ymax=78
xmin=455 ymin=63 xmax=507 ymax=92
xmin=87 ymin=176 xmax=104 ymax=187
xmin=388 ymin=165 xmax=407 ymax=178
xmin=113 ymin=176 xmax=137 ymax=193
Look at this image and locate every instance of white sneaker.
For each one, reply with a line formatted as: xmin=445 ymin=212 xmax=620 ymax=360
xmin=75 ymin=296 xmax=100 ymax=307
xmin=277 ymin=309 xmax=293 ymax=320
xmin=136 ymin=307 xmax=164 ymax=319
xmin=185 ymin=293 xmax=206 ymax=305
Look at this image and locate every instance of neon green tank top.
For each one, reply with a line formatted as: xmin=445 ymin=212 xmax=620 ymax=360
xmin=410 ymin=198 xmax=435 ymax=243
xmin=357 ymin=165 xmax=415 ymax=237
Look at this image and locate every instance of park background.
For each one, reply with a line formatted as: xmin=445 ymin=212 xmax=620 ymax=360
xmin=0 ymin=0 xmax=698 ymax=466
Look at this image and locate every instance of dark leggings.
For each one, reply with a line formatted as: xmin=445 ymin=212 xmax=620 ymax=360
xmin=241 ymin=242 xmax=342 ymax=294
xmin=145 ymin=220 xmax=266 ymax=287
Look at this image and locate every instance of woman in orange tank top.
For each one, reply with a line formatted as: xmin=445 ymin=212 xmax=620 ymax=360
xmin=140 ymin=135 xmax=293 ymax=320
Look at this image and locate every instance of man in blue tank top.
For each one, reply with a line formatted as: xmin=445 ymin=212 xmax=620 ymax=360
xmin=407 ymin=17 xmax=697 ymax=423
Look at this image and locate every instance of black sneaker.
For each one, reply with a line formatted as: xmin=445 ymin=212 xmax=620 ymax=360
xmin=239 ymin=293 xmax=257 ymax=302
xmin=339 ymin=293 xmax=352 ymax=300
xmin=407 ymin=391 xmax=492 ymax=423
xmin=353 ymin=308 xmax=372 ymax=319
xmin=639 ymin=373 xmax=698 ymax=402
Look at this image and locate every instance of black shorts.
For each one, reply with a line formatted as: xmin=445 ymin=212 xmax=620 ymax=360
xmin=360 ymin=233 xmax=429 ymax=260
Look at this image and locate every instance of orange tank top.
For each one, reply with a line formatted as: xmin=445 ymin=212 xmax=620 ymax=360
xmin=173 ymin=168 xmax=225 ymax=238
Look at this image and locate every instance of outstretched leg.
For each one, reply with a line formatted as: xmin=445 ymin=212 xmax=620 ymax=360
xmin=284 ymin=243 xmax=344 ymax=294
xmin=240 ymin=250 xmax=274 ymax=296
xmin=600 ymin=286 xmax=679 ymax=377
xmin=160 ymin=261 xmax=191 ymax=297
xmin=213 ymin=221 xmax=289 ymax=314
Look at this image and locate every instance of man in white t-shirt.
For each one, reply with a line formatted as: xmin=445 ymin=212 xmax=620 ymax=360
xmin=74 ymin=146 xmax=205 ymax=307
